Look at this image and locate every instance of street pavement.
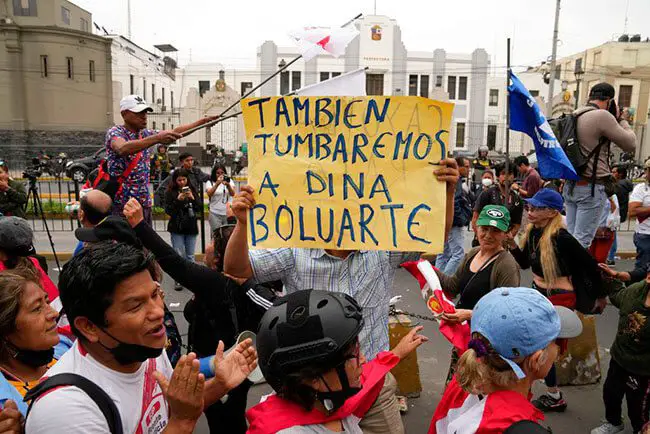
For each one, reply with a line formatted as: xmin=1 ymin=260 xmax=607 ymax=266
xmin=42 ymin=245 xmax=635 ymax=433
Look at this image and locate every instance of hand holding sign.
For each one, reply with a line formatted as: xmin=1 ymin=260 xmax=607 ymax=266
xmin=232 ymin=185 xmax=255 ymax=224
xmin=433 ymin=158 xmax=460 ymax=193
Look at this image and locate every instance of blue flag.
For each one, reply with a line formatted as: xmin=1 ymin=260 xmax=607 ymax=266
xmin=508 ymin=71 xmax=579 ymax=180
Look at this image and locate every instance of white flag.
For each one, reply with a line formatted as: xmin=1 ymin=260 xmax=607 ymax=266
xmin=294 ymin=68 xmax=366 ymax=97
xmin=289 ymin=26 xmax=359 ymax=61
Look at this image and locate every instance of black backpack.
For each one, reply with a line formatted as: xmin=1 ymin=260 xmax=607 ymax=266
xmin=548 ymin=108 xmax=608 ymax=188
xmin=24 ymin=373 xmax=124 ymax=434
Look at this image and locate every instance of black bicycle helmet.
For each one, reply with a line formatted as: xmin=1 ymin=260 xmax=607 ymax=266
xmin=257 ymin=289 xmax=364 ymax=391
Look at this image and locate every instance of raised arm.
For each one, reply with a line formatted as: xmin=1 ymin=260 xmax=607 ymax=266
xmin=223 ymin=186 xmax=255 ymax=279
xmin=110 ymin=131 xmax=181 ymax=157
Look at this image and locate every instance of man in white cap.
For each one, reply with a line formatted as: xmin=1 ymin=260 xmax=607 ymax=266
xmin=106 ymin=95 xmax=218 ymax=223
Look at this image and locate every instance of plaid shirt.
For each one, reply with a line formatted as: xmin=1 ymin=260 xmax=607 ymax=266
xmin=249 ymin=248 xmax=420 ymax=359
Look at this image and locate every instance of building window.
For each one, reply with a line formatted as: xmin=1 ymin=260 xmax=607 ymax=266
xmin=435 ymin=75 xmax=442 ymax=87
xmin=458 ymin=76 xmax=467 ymax=100
xmin=61 ymin=6 xmax=70 ymax=24
xmin=593 ymin=51 xmax=601 ymax=67
xmin=40 ymin=55 xmax=48 ymax=78
xmin=162 ymin=123 xmax=166 ymax=130
xmin=320 ymin=72 xmax=329 ymax=82
xmin=143 ymin=79 xmax=147 ymax=99
xmin=489 ymin=89 xmax=498 ymax=106
xmin=366 ymin=74 xmax=384 ymax=96
xmin=331 ymin=72 xmax=341 ymax=78
xmin=13 ymin=0 xmax=37 ymax=16
xmin=555 ymin=65 xmax=562 ymax=80
xmin=171 ymin=90 xmax=175 ymax=110
xmin=240 ymin=82 xmax=252 ymax=97
xmin=66 ymin=57 xmax=74 ymax=79
xmin=152 ymin=84 xmax=156 ymax=103
xmin=162 ymin=88 xmax=165 ymax=106
xmin=129 ymin=75 xmax=134 ymax=94
xmin=447 ymin=76 xmax=456 ymax=100
xmin=420 ymin=75 xmax=429 ymax=98
xmin=198 ymin=80 xmax=210 ymax=97
xmin=529 ymin=90 xmax=540 ymax=98
xmin=574 ymin=58 xmax=583 ymax=74
xmin=80 ymin=18 xmax=89 ymax=32
xmin=152 ymin=121 xmax=157 ymax=130
xmin=408 ymin=75 xmax=418 ymax=96
xmin=291 ymin=71 xmax=301 ymax=91
xmin=89 ymin=60 xmax=95 ymax=82
xmin=619 ymin=85 xmax=633 ymax=108
xmin=487 ymin=125 xmax=497 ymax=150
xmin=455 ymin=122 xmax=465 ymax=148
xmin=280 ymin=71 xmax=290 ymax=95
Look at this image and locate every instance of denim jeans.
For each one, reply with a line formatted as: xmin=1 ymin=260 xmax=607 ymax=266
xmin=170 ymin=233 xmax=198 ymax=262
xmin=563 ymin=183 xmax=606 ymax=248
xmin=633 ymin=232 xmax=650 ymax=273
xmin=435 ymin=226 xmax=465 ymax=275
xmin=608 ymin=232 xmax=617 ymax=262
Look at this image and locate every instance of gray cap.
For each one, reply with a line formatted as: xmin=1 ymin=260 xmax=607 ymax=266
xmin=0 ymin=217 xmax=35 ymax=256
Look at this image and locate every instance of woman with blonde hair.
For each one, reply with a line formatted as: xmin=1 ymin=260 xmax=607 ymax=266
xmin=508 ymin=189 xmax=605 ymax=413
xmin=429 ymin=287 xmax=583 ymax=434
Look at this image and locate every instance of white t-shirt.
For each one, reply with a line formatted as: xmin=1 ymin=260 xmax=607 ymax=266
xmin=26 ymin=340 xmax=173 ymax=434
xmin=276 ymin=415 xmax=363 ymax=434
xmin=208 ymin=180 xmax=235 ymax=215
xmin=630 ymin=182 xmax=650 ymax=235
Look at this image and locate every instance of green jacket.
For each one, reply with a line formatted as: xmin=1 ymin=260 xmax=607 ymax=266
xmin=608 ymin=279 xmax=650 ymax=376
xmin=0 ymin=179 xmax=27 ymax=218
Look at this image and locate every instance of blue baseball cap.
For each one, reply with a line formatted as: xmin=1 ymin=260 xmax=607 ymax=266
xmin=471 ymin=287 xmax=583 ymax=379
xmin=524 ymin=189 xmax=564 ymax=212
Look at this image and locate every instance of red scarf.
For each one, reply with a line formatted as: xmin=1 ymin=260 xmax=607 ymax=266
xmin=246 ymin=351 xmax=399 ymax=434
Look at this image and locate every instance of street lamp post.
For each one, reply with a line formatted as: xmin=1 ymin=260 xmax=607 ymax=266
xmin=574 ymin=69 xmax=584 ymax=109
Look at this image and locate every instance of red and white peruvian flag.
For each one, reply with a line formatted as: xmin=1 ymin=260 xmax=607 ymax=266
xmin=289 ymin=26 xmax=359 ymax=61
xmin=401 ymin=260 xmax=470 ymax=352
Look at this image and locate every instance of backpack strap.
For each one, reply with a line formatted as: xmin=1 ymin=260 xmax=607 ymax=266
xmin=24 ymin=373 xmax=124 ymax=434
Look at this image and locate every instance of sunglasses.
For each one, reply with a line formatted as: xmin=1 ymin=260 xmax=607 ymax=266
xmin=524 ymin=204 xmax=550 ymax=212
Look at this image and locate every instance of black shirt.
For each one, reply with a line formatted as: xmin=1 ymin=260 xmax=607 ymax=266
xmin=456 ymin=258 xmax=496 ymax=310
xmin=474 ymin=185 xmax=524 ymax=227
xmin=615 ymin=179 xmax=634 ymax=223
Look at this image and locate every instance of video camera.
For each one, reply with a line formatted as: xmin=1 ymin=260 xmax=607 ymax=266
xmin=22 ymin=158 xmax=43 ymax=181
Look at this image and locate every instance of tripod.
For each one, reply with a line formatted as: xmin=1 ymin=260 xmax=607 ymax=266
xmin=25 ymin=177 xmax=61 ymax=270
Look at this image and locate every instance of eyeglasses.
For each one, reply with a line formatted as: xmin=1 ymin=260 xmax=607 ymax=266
xmin=524 ymin=204 xmax=550 ymax=212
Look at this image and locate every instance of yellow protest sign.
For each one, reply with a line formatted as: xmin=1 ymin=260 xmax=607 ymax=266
xmin=241 ymin=96 xmax=454 ymax=252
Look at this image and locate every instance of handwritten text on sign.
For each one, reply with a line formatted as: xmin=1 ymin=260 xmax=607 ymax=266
xmin=241 ymin=96 xmax=454 ymax=252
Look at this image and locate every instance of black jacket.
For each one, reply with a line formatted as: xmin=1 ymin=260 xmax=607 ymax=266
xmin=164 ymin=188 xmax=202 ymax=235
xmin=615 ymin=179 xmax=634 ymax=223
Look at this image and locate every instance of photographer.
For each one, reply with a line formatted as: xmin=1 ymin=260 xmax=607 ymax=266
xmin=207 ymin=164 xmax=235 ymax=231
xmin=0 ymin=162 xmax=27 ymax=218
xmin=165 ymin=169 xmax=201 ymax=290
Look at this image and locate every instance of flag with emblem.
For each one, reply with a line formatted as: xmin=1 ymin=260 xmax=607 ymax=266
xmin=401 ymin=260 xmax=470 ymax=351
xmin=289 ymin=26 xmax=359 ymax=61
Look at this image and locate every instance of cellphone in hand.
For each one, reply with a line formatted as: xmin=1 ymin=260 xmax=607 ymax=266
xmin=181 ymin=186 xmax=190 ymax=193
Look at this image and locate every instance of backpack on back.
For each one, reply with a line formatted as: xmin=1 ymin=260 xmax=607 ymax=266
xmin=548 ymin=108 xmax=607 ymax=182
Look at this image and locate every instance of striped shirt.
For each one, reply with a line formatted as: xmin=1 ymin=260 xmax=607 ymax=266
xmin=249 ymin=248 xmax=420 ymax=359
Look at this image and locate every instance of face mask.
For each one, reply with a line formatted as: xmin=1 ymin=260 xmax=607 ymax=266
xmin=316 ymin=365 xmax=362 ymax=412
xmin=5 ymin=341 xmax=54 ymax=368
xmin=608 ymin=99 xmax=618 ymax=118
xmin=99 ymin=328 xmax=163 ymax=365
xmin=482 ymin=178 xmax=493 ymax=188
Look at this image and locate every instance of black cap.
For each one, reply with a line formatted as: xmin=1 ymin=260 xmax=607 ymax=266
xmin=0 ymin=216 xmax=35 ymax=256
xmin=589 ymin=83 xmax=615 ymax=100
xmin=75 ymin=216 xmax=141 ymax=247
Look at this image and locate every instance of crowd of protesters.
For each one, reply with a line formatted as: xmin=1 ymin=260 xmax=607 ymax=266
xmin=0 ymin=85 xmax=647 ymax=434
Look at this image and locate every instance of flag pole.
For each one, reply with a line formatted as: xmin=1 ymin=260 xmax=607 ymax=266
xmin=180 ymin=13 xmax=363 ymax=138
xmin=505 ymin=37 xmax=511 ymax=196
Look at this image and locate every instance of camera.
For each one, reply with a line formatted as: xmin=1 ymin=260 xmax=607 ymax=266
xmin=22 ymin=157 xmax=43 ymax=181
xmin=223 ymin=175 xmax=231 ymax=183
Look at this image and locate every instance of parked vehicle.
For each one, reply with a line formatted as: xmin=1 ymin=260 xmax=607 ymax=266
xmin=65 ymin=148 xmax=105 ymax=182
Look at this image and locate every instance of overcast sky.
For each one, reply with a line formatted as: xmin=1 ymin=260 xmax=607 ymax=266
xmin=73 ymin=0 xmax=649 ymax=74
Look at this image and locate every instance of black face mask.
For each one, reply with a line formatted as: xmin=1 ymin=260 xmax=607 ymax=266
xmin=316 ymin=365 xmax=362 ymax=412
xmin=608 ymin=99 xmax=618 ymax=118
xmin=99 ymin=328 xmax=163 ymax=365
xmin=6 ymin=341 xmax=54 ymax=368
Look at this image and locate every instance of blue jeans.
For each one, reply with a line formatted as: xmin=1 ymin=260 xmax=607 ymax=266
xmin=608 ymin=232 xmax=617 ymax=262
xmin=170 ymin=233 xmax=197 ymax=262
xmin=563 ymin=183 xmax=606 ymax=248
xmin=633 ymin=232 xmax=650 ymax=273
xmin=435 ymin=226 xmax=465 ymax=275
